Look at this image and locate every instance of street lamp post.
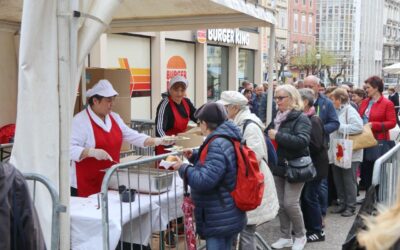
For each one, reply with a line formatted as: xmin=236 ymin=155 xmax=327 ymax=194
xmin=315 ymin=51 xmax=321 ymax=79
xmin=342 ymin=56 xmax=347 ymax=82
xmin=279 ymin=47 xmax=287 ymax=83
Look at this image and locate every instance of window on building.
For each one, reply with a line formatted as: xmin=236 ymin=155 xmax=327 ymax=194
xmin=300 ymin=43 xmax=306 ymax=55
xmin=303 ymin=0 xmax=306 ymax=5
xmin=207 ymin=45 xmax=229 ymax=101
xmin=279 ymin=10 xmax=287 ymax=29
xmin=310 ymin=0 xmax=312 ymax=7
xmin=308 ymin=15 xmax=313 ymax=34
xmin=301 ymin=15 xmax=306 ymax=34
xmin=294 ymin=13 xmax=298 ymax=32
xmin=238 ymin=49 xmax=255 ymax=87
xmin=293 ymin=43 xmax=298 ymax=55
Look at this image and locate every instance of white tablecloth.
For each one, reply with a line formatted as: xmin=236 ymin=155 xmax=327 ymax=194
xmin=70 ymin=174 xmax=184 ymax=250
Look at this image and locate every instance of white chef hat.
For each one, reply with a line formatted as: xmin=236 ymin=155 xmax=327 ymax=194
xmin=216 ymin=91 xmax=248 ymax=106
xmin=168 ymin=75 xmax=188 ymax=90
xmin=86 ymin=79 xmax=119 ymax=98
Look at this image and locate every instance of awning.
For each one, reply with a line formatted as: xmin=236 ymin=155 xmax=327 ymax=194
xmin=383 ymin=62 xmax=400 ymax=75
xmin=0 ymin=0 xmax=276 ymax=32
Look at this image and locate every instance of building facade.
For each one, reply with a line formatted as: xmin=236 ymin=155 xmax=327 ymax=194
xmin=359 ymin=0 xmax=384 ymax=85
xmin=317 ymin=0 xmax=362 ymax=86
xmin=288 ymin=0 xmax=317 ymax=80
xmin=264 ymin=0 xmax=289 ymax=81
xmin=383 ymin=0 xmax=400 ymax=85
xmin=90 ymin=29 xmax=264 ymax=120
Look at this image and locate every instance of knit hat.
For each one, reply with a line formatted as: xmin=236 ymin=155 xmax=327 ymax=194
xmin=168 ymin=75 xmax=188 ymax=90
xmin=194 ymin=102 xmax=227 ymax=125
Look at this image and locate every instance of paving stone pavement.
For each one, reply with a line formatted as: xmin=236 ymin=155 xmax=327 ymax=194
xmin=256 ymin=204 xmax=361 ymax=250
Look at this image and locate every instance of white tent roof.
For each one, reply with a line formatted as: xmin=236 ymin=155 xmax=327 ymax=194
xmin=0 ymin=0 xmax=275 ymax=31
xmin=383 ymin=62 xmax=400 ymax=75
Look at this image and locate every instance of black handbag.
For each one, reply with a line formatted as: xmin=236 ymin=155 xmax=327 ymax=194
xmin=286 ymin=156 xmax=316 ymax=183
xmin=363 ymin=124 xmax=395 ymax=162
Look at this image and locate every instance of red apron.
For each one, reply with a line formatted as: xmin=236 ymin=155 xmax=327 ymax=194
xmin=155 ymin=97 xmax=190 ymax=155
xmin=75 ymin=110 xmax=122 ymax=197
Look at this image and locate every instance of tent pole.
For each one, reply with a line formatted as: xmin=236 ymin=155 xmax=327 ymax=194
xmin=57 ymin=0 xmax=71 ymax=249
xmin=266 ymin=23 xmax=276 ymax=126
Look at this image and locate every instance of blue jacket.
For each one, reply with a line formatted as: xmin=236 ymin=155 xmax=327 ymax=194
xmin=179 ymin=120 xmax=247 ymax=238
xmin=252 ymin=93 xmax=277 ymax=123
xmin=314 ymin=94 xmax=340 ymax=143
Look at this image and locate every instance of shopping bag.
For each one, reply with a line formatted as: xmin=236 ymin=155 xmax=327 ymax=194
xmin=332 ymin=138 xmax=353 ymax=169
xmin=182 ymin=173 xmax=196 ymax=250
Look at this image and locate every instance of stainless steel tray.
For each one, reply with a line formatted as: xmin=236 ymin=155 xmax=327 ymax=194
xmin=109 ymin=165 xmax=174 ymax=194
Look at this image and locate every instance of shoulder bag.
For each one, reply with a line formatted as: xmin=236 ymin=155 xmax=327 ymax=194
xmin=363 ymin=124 xmax=395 ymax=162
xmin=286 ymin=156 xmax=316 ymax=183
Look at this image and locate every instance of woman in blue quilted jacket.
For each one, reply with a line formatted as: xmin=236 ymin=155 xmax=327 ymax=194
xmin=172 ymin=102 xmax=247 ymax=250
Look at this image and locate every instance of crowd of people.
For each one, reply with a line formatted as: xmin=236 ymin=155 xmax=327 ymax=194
xmin=70 ymin=74 xmax=399 ymax=250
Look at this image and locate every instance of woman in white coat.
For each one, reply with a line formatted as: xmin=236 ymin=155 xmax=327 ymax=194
xmin=70 ymin=80 xmax=171 ymax=197
xmin=217 ymin=91 xmax=279 ymax=250
xmin=329 ymin=88 xmax=363 ymax=217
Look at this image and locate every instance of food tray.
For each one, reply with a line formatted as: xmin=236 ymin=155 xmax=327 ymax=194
xmin=163 ymin=136 xmax=190 ymax=141
xmin=109 ymin=165 xmax=174 ymax=194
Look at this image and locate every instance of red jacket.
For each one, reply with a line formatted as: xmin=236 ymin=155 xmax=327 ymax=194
xmin=359 ymin=96 xmax=396 ymax=140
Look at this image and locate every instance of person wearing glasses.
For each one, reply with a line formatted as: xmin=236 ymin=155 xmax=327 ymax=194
xmin=267 ymin=85 xmax=311 ymax=250
xmin=70 ymin=80 xmax=171 ymax=197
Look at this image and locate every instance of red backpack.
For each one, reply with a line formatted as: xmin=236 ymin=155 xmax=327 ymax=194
xmin=199 ymin=135 xmax=264 ymax=211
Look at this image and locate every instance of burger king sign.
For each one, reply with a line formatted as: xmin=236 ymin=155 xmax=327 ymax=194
xmin=166 ymin=56 xmax=187 ymax=90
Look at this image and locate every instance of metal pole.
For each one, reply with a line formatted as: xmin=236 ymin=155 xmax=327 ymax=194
xmin=266 ymin=24 xmax=276 ymax=126
xmin=57 ymin=0 xmax=72 ymax=249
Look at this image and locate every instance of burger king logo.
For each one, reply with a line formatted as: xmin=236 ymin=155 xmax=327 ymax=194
xmin=197 ymin=30 xmax=207 ymax=44
xmin=167 ymin=56 xmax=187 ymax=90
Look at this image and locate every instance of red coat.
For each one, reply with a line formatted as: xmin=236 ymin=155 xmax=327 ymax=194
xmin=359 ymin=96 xmax=396 ymax=140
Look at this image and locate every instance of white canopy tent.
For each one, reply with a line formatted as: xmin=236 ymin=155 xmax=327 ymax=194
xmin=1 ymin=0 xmax=276 ymax=249
xmin=383 ymin=62 xmax=400 ymax=75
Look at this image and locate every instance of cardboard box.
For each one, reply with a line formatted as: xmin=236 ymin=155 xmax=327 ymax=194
xmin=176 ymin=127 xmax=204 ymax=149
xmin=112 ymin=97 xmax=131 ymax=124
xmin=85 ymin=68 xmax=131 ymax=98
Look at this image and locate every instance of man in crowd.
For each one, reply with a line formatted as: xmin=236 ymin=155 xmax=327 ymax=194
xmin=253 ymin=85 xmax=276 ymax=123
xmin=304 ymin=75 xmax=339 ymax=241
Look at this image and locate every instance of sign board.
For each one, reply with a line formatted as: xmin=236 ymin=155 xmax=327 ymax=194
xmin=206 ymin=29 xmax=250 ymax=46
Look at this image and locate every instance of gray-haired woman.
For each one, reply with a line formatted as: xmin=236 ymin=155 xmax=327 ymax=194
xmin=217 ymin=91 xmax=279 ymax=250
xmin=299 ymin=88 xmax=329 ymax=242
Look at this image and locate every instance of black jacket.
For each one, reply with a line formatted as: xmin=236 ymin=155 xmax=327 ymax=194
xmin=272 ymin=110 xmax=312 ymax=164
xmin=0 ymin=162 xmax=46 ymax=250
xmin=389 ymin=92 xmax=399 ymax=111
xmin=308 ymin=114 xmax=329 ymax=180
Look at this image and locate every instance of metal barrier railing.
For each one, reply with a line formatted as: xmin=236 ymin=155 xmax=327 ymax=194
xmin=23 ymin=173 xmax=67 ymax=250
xmin=130 ymin=119 xmax=156 ymax=156
xmin=100 ymin=151 xmax=198 ymax=250
xmin=0 ymin=143 xmax=13 ymax=161
xmin=372 ymin=143 xmax=400 ymax=207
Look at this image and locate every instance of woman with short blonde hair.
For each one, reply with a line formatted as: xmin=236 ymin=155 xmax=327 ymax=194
xmin=268 ymin=84 xmax=311 ymax=250
xmin=275 ymin=84 xmax=304 ymax=111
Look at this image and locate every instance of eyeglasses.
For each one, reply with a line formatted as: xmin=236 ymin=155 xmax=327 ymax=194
xmin=274 ymin=96 xmax=289 ymax=101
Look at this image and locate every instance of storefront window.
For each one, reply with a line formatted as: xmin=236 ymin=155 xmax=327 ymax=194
xmin=238 ymin=49 xmax=255 ymax=86
xmin=207 ymin=45 xmax=229 ymax=101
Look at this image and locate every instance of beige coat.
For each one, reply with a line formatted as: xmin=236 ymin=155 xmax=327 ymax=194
xmin=233 ymin=108 xmax=279 ymax=225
